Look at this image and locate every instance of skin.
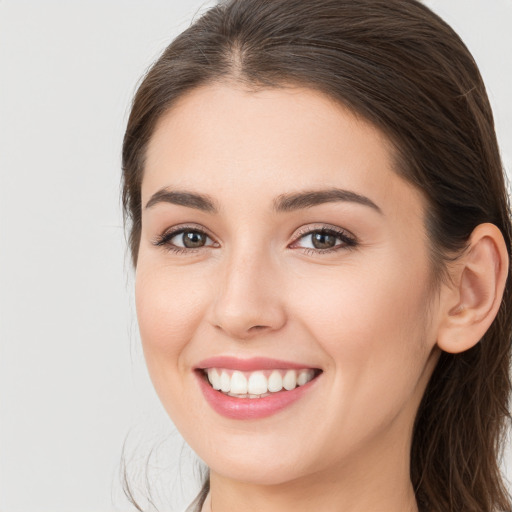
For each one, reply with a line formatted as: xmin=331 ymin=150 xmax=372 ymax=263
xmin=134 ymin=83 xmax=506 ymax=511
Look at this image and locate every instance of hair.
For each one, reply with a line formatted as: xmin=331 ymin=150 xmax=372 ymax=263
xmin=121 ymin=1 xmax=512 ymax=511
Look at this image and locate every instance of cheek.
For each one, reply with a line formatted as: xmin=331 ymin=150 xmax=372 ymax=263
xmin=134 ymin=262 xmax=216 ymax=427
xmin=135 ymin=263 xmax=208 ymax=367
xmin=293 ymin=256 xmax=429 ymax=339
xmin=289 ymin=255 xmax=433 ymax=408
xmin=284 ymin=262 xmax=435 ymax=466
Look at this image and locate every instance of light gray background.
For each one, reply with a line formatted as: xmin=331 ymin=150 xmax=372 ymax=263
xmin=0 ymin=1 xmax=511 ymax=511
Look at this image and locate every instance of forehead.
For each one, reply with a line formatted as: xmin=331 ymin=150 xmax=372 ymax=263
xmin=143 ymin=82 xmax=425 ymax=220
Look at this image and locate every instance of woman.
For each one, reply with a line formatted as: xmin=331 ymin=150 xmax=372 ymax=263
xmin=122 ymin=0 xmax=512 ymax=510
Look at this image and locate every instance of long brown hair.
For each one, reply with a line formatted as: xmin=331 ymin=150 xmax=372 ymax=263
xmin=121 ymin=1 xmax=512 ymax=510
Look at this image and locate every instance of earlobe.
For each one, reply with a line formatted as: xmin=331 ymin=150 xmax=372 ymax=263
xmin=436 ymin=223 xmax=509 ymax=354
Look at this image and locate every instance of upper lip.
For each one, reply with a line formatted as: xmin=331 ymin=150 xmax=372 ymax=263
xmin=196 ymin=356 xmax=320 ymax=372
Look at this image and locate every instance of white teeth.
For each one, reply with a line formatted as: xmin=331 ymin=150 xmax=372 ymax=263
xmin=220 ymin=371 xmax=231 ymax=393
xmin=207 ymin=368 xmax=221 ymax=390
xmin=227 ymin=392 xmax=271 ymax=398
xmin=283 ymin=370 xmax=297 ymax=390
xmin=230 ymin=371 xmax=248 ymax=394
xmin=248 ymin=371 xmax=268 ymax=395
xmin=268 ymin=370 xmax=283 ymax=392
xmin=205 ymin=367 xmax=318 ymax=397
xmin=297 ymin=369 xmax=314 ymax=386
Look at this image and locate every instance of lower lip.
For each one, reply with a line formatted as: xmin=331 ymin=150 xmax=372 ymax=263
xmin=195 ymin=370 xmax=320 ymax=420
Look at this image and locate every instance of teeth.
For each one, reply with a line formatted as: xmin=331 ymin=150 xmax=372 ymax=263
xmin=283 ymin=370 xmax=297 ymax=390
xmin=227 ymin=392 xmax=271 ymax=399
xmin=230 ymin=371 xmax=248 ymax=394
xmin=268 ymin=370 xmax=283 ymax=392
xmin=209 ymin=368 xmax=221 ymax=390
xmin=220 ymin=371 xmax=231 ymax=393
xmin=205 ymin=368 xmax=317 ymax=397
xmin=298 ymin=369 xmax=314 ymax=386
xmin=248 ymin=372 xmax=268 ymax=394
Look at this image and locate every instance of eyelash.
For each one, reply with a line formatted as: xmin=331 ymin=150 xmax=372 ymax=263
xmin=152 ymin=224 xmax=358 ymax=256
xmin=291 ymin=225 xmax=358 ymax=255
xmin=152 ymin=224 xmax=217 ymax=255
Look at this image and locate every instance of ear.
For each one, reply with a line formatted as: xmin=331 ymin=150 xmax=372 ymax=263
xmin=436 ymin=223 xmax=509 ymax=354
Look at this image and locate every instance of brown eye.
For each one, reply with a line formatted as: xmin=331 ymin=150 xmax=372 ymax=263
xmin=311 ymin=232 xmax=337 ymax=249
xmin=154 ymin=227 xmax=217 ymax=252
xmin=179 ymin=230 xmax=208 ymax=248
xmin=292 ymin=227 xmax=357 ymax=253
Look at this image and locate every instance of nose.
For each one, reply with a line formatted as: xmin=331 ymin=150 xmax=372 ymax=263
xmin=209 ymin=248 xmax=287 ymax=340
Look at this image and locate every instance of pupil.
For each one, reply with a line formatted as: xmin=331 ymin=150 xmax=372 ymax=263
xmin=312 ymin=232 xmax=336 ymax=249
xmin=183 ymin=231 xmax=206 ymax=248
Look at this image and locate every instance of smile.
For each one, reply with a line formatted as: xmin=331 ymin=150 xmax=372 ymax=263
xmin=204 ymin=368 xmax=318 ymax=397
xmin=195 ymin=357 xmax=322 ymax=419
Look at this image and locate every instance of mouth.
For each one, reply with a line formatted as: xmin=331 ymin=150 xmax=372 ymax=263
xmin=198 ymin=367 xmax=322 ymax=398
xmin=194 ymin=357 xmax=323 ymax=419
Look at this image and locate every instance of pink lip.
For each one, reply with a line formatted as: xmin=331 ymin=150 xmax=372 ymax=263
xmin=196 ymin=356 xmax=317 ymax=372
xmin=194 ymin=364 xmax=321 ymax=421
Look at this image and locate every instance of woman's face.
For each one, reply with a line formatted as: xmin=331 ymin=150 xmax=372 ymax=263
xmin=136 ymin=83 xmax=441 ymax=486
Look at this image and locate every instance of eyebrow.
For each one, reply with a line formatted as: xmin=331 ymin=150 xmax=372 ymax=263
xmin=145 ymin=189 xmax=218 ymax=213
xmin=273 ymin=188 xmax=382 ymax=214
xmin=144 ymin=187 xmax=381 ymax=214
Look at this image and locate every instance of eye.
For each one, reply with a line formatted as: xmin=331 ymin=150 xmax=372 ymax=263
xmin=291 ymin=226 xmax=357 ymax=253
xmin=153 ymin=226 xmax=218 ymax=253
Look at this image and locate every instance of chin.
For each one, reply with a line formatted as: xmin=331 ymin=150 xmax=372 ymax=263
xmin=208 ymin=453 xmax=310 ymax=486
xmin=187 ymin=423 xmax=332 ymax=487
